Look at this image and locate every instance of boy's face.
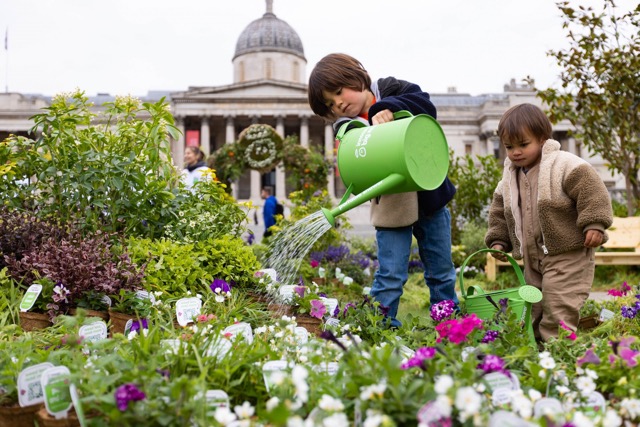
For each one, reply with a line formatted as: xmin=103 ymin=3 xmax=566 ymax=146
xmin=503 ymin=129 xmax=545 ymax=169
xmin=322 ymin=87 xmax=372 ymax=118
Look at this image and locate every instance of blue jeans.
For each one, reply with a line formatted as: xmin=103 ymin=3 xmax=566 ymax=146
xmin=370 ymin=207 xmax=458 ymax=327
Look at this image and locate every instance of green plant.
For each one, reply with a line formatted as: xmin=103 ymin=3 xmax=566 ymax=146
xmin=110 ymin=289 xmax=153 ymax=317
xmin=281 ymin=136 xmax=332 ymax=198
xmin=207 ymin=142 xmax=245 ymax=192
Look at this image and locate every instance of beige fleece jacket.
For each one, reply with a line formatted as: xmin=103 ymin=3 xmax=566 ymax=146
xmin=485 ymin=139 xmax=613 ymax=258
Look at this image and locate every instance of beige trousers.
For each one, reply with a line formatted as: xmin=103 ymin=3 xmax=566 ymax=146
xmin=524 ymin=247 xmax=594 ymax=341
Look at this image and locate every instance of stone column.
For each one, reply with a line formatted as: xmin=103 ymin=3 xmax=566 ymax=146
xmin=172 ymin=116 xmax=185 ymax=168
xmin=200 ymin=116 xmax=210 ymax=156
xmin=275 ymin=116 xmax=286 ymax=200
xmin=325 ymin=123 xmax=336 ymax=199
xmin=250 ymin=115 xmax=262 ymax=201
xmin=568 ymin=137 xmax=577 ymax=156
xmin=300 ymin=116 xmax=309 ymax=148
xmin=225 ymin=116 xmax=235 ymax=143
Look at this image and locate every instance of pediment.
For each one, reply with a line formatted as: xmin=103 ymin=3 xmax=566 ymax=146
xmin=172 ymin=79 xmax=308 ymax=101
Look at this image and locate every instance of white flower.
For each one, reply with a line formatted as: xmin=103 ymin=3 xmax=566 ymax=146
xmin=196 ymin=293 xmax=203 ymax=300
xmin=455 ymin=387 xmax=482 ymax=422
xmin=270 ymin=371 xmax=286 ymax=386
xmin=574 ymin=376 xmax=596 ymax=397
xmin=318 ymin=394 xmax=344 ymax=412
xmin=555 ymin=385 xmax=570 ymax=395
xmin=602 ymin=409 xmax=622 ymax=427
xmin=434 ymin=375 xmax=454 ymax=395
xmin=363 ymin=413 xmax=392 ymax=427
xmin=266 ymin=396 xmax=280 ymax=412
xmin=292 ymin=365 xmax=309 ymax=403
xmin=255 ymin=326 xmax=267 ymax=334
xmin=321 ymin=412 xmax=349 ymax=427
xmin=571 ymin=411 xmax=595 ymax=427
xmin=359 ymin=383 xmax=387 ymax=401
xmin=127 ymin=330 xmax=138 ymax=340
xmin=286 ymin=416 xmax=305 ymax=427
xmin=584 ymin=368 xmax=598 ymax=380
xmin=527 ymin=388 xmax=542 ymax=402
xmin=511 ymin=393 xmax=533 ymax=419
xmin=214 ymin=406 xmax=237 ymax=425
xmin=234 ymin=401 xmax=255 ymax=419
xmin=538 ymin=351 xmax=551 ymax=359
xmin=215 ymin=294 xmax=225 ymax=303
xmin=538 ymin=369 xmax=548 ymax=379
xmin=620 ymin=398 xmax=640 ymax=419
xmin=434 ymin=395 xmax=452 ymax=418
xmin=539 ymin=357 xmax=556 ymax=369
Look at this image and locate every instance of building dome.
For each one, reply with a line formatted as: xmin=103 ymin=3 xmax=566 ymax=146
xmin=233 ymin=0 xmax=305 ymax=60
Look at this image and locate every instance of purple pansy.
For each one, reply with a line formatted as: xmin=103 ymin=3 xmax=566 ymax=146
xmin=114 ymin=383 xmax=146 ymax=411
xmin=210 ymin=279 xmax=231 ymax=294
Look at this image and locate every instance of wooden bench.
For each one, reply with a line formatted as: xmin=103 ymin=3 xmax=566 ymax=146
xmin=485 ymin=216 xmax=640 ymax=280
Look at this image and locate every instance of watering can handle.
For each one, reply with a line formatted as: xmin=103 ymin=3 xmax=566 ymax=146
xmin=335 ymin=110 xmax=414 ymax=141
xmin=459 ymin=249 xmax=527 ymax=299
xmin=393 ymin=110 xmax=413 ymax=120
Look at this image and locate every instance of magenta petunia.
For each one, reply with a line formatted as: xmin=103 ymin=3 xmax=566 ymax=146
xmin=310 ymin=299 xmax=327 ymax=319
xmin=577 ymin=347 xmax=601 ymax=367
xmin=401 ymin=346 xmax=437 ymax=370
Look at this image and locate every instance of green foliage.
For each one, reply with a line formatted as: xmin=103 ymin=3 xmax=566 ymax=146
xmin=536 ymin=0 xmax=640 ymax=215
xmin=447 ymin=150 xmax=502 ymax=243
xmin=110 ymin=289 xmax=153 ymax=317
xmin=207 ymin=142 xmax=245 ymax=192
xmin=281 ymin=136 xmax=332 ymax=198
xmin=193 ymin=235 xmax=261 ymax=290
xmin=0 ymin=91 xmax=183 ymax=238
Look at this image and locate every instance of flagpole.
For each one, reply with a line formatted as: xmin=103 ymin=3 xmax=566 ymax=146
xmin=4 ymin=27 xmax=7 ymax=93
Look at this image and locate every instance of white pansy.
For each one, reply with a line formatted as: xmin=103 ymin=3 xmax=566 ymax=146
xmin=234 ymin=401 xmax=255 ymax=419
xmin=555 ymin=385 xmax=570 ymax=395
xmin=266 ymin=396 xmax=280 ymax=412
xmin=571 ymin=411 xmax=595 ymax=427
xmin=584 ymin=368 xmax=598 ymax=380
xmin=602 ymin=409 xmax=622 ymax=427
xmin=539 ymin=357 xmax=556 ymax=369
xmin=511 ymin=393 xmax=533 ymax=419
xmin=321 ymin=412 xmax=349 ymax=427
xmin=620 ymin=398 xmax=640 ymax=419
xmin=454 ymin=387 xmax=482 ymax=422
xmin=527 ymin=388 xmax=542 ymax=401
xmin=574 ymin=376 xmax=596 ymax=397
xmin=359 ymin=383 xmax=387 ymax=401
xmin=215 ymin=294 xmax=225 ymax=303
xmin=214 ymin=406 xmax=237 ymax=425
xmin=286 ymin=415 xmax=305 ymax=427
xmin=318 ymin=394 xmax=344 ymax=412
xmin=538 ymin=351 xmax=551 ymax=359
xmin=255 ymin=326 xmax=267 ymax=334
xmin=434 ymin=375 xmax=454 ymax=395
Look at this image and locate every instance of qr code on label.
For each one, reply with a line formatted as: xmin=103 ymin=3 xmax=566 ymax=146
xmin=28 ymin=382 xmax=43 ymax=400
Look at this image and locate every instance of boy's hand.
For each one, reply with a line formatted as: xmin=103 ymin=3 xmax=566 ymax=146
xmin=584 ymin=229 xmax=604 ymax=248
xmin=371 ymin=109 xmax=394 ymax=125
xmin=490 ymin=244 xmax=508 ymax=261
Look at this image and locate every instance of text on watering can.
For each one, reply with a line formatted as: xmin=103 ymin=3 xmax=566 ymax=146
xmin=354 ymin=128 xmax=374 ymax=158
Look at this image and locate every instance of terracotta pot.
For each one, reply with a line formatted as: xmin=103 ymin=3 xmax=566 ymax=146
xmin=107 ymin=310 xmax=136 ymax=335
xmin=246 ymin=291 xmax=271 ymax=305
xmin=35 ymin=406 xmax=80 ymax=427
xmin=579 ymin=314 xmax=599 ymax=330
xmin=19 ymin=311 xmax=53 ymax=332
xmin=0 ymin=402 xmax=41 ymax=427
xmin=267 ymin=302 xmax=295 ymax=319
xmin=69 ymin=308 xmax=109 ymax=322
xmin=311 ymin=277 xmax=325 ymax=286
xmin=295 ymin=314 xmax=324 ymax=336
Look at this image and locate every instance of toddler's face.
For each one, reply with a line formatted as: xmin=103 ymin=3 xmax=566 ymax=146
xmin=502 ymin=129 xmax=544 ymax=169
xmin=322 ymin=87 xmax=371 ymax=118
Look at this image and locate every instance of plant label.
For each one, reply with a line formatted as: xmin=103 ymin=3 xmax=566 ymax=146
xmin=484 ymin=372 xmax=518 ymax=391
xmin=343 ymin=276 xmax=353 ymax=285
xmin=599 ymin=308 xmax=615 ymax=322
xmin=160 ymin=339 xmax=182 ymax=354
xmin=101 ymin=295 xmax=112 ymax=307
xmin=79 ymin=321 xmax=108 ymax=343
xmin=205 ymin=389 xmax=230 ymax=408
xmin=124 ymin=319 xmax=134 ymax=336
xmin=318 ymin=267 xmax=326 ymax=278
xmin=256 ymin=268 xmax=277 ymax=283
xmin=262 ymin=360 xmax=291 ymax=392
xmin=206 ymin=336 xmax=232 ymax=361
xmin=69 ymin=384 xmax=87 ymax=427
xmin=278 ymin=285 xmax=296 ymax=303
xmin=17 ymin=362 xmax=54 ymax=407
xmin=294 ymin=327 xmax=308 ymax=345
xmin=533 ymin=397 xmax=563 ymax=418
xmin=324 ymin=318 xmax=340 ymax=329
xmin=491 ymin=387 xmax=512 ymax=406
xmin=398 ymin=345 xmax=415 ymax=360
xmin=572 ymin=391 xmax=606 ymax=417
xmin=135 ymin=290 xmax=156 ymax=305
xmin=320 ymin=297 xmax=338 ymax=316
xmin=19 ymin=284 xmax=42 ymax=312
xmin=488 ymin=410 xmax=537 ymax=427
xmin=313 ymin=362 xmax=339 ymax=376
xmin=223 ymin=322 xmax=253 ymax=344
xmin=41 ymin=366 xmax=72 ymax=419
xmin=176 ymin=297 xmax=202 ymax=326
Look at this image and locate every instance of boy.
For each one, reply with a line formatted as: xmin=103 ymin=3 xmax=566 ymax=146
xmin=308 ymin=53 xmax=459 ymax=327
xmin=485 ymin=103 xmax=613 ymax=341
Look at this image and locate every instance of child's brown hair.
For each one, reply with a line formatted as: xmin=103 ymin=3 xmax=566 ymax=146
xmin=498 ymin=103 xmax=552 ymax=145
xmin=308 ymin=53 xmax=372 ymax=119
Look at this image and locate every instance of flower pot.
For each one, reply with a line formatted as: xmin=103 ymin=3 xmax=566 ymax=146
xmin=579 ymin=314 xmax=599 ymax=330
xmin=267 ymin=302 xmax=295 ymax=319
xmin=19 ymin=311 xmax=53 ymax=332
xmin=311 ymin=277 xmax=325 ymax=286
xmin=0 ymin=402 xmax=41 ymax=427
xmin=108 ymin=310 xmax=137 ymax=335
xmin=35 ymin=406 xmax=80 ymax=427
xmin=69 ymin=308 xmax=109 ymax=322
xmin=246 ymin=291 xmax=271 ymax=305
xmin=295 ymin=314 xmax=324 ymax=336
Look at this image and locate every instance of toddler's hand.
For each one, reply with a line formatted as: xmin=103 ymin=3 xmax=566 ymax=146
xmin=584 ymin=229 xmax=604 ymax=248
xmin=371 ymin=109 xmax=394 ymax=125
xmin=490 ymin=245 xmax=508 ymax=261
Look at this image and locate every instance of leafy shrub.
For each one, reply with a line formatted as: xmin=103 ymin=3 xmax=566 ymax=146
xmin=194 ymin=235 xmax=261 ymax=289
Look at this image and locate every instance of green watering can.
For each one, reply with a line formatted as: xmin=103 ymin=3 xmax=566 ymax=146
xmin=459 ymin=249 xmax=543 ymax=346
xmin=321 ymin=110 xmax=450 ymax=226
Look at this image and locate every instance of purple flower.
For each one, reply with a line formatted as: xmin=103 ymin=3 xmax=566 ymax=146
xmin=478 ymin=354 xmax=509 ymax=375
xmin=430 ymin=300 xmax=456 ymax=321
xmin=621 ymin=305 xmax=637 ymax=319
xmin=130 ymin=318 xmax=149 ymax=333
xmin=333 ymin=303 xmax=340 ymax=317
xmin=577 ymin=347 xmax=601 ymax=367
xmin=342 ymin=302 xmax=356 ymax=317
xmin=156 ymin=369 xmax=170 ymax=379
xmin=294 ymin=286 xmax=306 ymax=298
xmin=401 ymin=347 xmax=437 ymax=370
xmin=310 ymin=300 xmax=327 ymax=319
xmin=114 ymin=383 xmax=146 ymax=411
xmin=481 ymin=330 xmax=499 ymax=343
xmin=210 ymin=279 xmax=231 ymax=294
xmin=52 ymin=283 xmax=70 ymax=304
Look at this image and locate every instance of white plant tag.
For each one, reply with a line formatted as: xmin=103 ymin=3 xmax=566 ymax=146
xmin=205 ymin=389 xmax=230 ymax=408
xmin=69 ymin=384 xmax=87 ymax=427
xmin=101 ymin=295 xmax=112 ymax=307
xmin=222 ymin=322 xmax=253 ymax=344
xmin=79 ymin=321 xmax=108 ymax=343
xmin=160 ymin=339 xmax=182 ymax=354
xmin=488 ymin=410 xmax=537 ymax=427
xmin=533 ymin=397 xmax=563 ymax=418
xmin=324 ymin=318 xmax=340 ymax=329
xmin=262 ymin=360 xmax=291 ymax=392
xmin=206 ymin=337 xmax=232 ymax=361
xmin=343 ymin=276 xmax=354 ymax=285
xmin=17 ymin=362 xmax=54 ymax=407
xmin=398 ymin=345 xmax=415 ymax=359
xmin=318 ymin=267 xmax=326 ymax=278
xmin=573 ymin=391 xmax=606 ymax=416
xmin=294 ymin=327 xmax=309 ymax=345
xmin=320 ymin=297 xmax=339 ymax=316
xmin=135 ymin=290 xmax=156 ymax=305
xmin=175 ymin=297 xmax=202 ymax=326
xmin=20 ymin=284 xmax=42 ymax=312
xmin=124 ymin=319 xmax=134 ymax=336
xmin=484 ymin=372 xmax=517 ymax=391
xmin=256 ymin=268 xmax=278 ymax=283
xmin=491 ymin=387 xmax=512 ymax=406
xmin=314 ymin=362 xmax=339 ymax=376
xmin=599 ymin=308 xmax=615 ymax=322
xmin=278 ymin=285 xmax=296 ymax=303
xmin=41 ymin=366 xmax=72 ymax=419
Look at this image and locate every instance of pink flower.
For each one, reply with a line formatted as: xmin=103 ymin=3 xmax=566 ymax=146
xmin=310 ymin=299 xmax=327 ymax=319
xmin=435 ymin=314 xmax=483 ymax=344
xmin=430 ymin=300 xmax=456 ymax=321
xmin=577 ymin=347 xmax=601 ymax=367
xmin=401 ymin=347 xmax=437 ymax=370
xmin=607 ymin=281 xmax=631 ymax=297
xmin=559 ymin=320 xmax=577 ymax=340
xmin=310 ymin=260 xmax=320 ymax=268
xmin=294 ymin=286 xmax=306 ymax=298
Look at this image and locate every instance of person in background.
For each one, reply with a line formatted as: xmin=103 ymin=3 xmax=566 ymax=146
xmin=182 ymin=146 xmax=209 ymax=189
xmin=307 ymin=53 xmax=459 ymax=328
xmin=261 ymin=186 xmax=278 ymax=238
xmin=485 ymin=103 xmax=613 ymax=341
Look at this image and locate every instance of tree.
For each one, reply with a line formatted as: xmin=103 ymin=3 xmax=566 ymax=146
xmin=536 ymin=0 xmax=640 ymax=215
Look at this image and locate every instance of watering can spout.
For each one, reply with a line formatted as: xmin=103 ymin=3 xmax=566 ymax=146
xmin=321 ymin=207 xmax=336 ymax=227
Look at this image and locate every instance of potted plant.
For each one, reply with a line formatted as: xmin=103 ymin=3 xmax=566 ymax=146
xmin=70 ymin=290 xmax=110 ymax=322
xmin=18 ymin=278 xmax=57 ymax=331
xmin=108 ymin=290 xmax=153 ymax=335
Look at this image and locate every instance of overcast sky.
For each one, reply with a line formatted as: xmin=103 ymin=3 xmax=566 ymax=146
xmin=1 ymin=0 xmax=635 ymax=98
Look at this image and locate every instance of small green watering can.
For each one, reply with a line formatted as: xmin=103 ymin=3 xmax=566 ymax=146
xmin=321 ymin=110 xmax=450 ymax=226
xmin=459 ymin=249 xmax=543 ymax=346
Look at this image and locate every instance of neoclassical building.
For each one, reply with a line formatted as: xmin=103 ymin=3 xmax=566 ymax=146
xmin=0 ymin=0 xmax=621 ymax=209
